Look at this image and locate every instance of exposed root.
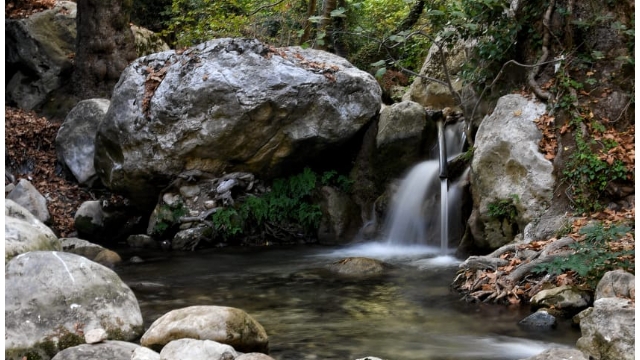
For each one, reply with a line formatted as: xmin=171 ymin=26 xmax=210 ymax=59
xmin=453 ymin=236 xmax=577 ymax=304
xmin=527 ymin=0 xmax=555 ymax=101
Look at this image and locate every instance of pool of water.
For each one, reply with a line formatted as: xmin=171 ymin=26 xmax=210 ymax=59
xmin=115 ymin=243 xmax=581 ymax=360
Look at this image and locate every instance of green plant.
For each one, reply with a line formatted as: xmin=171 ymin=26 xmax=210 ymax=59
xmin=487 ymin=194 xmax=519 ymax=222
xmin=563 ymin=132 xmax=629 ymax=213
xmin=152 ymin=202 xmax=187 ymax=235
xmin=321 ymin=170 xmax=354 ymax=193
xmin=211 ymin=168 xmax=329 ymax=241
xmin=460 ymin=147 xmax=475 ymax=162
xmin=533 ymin=222 xmax=634 ymax=288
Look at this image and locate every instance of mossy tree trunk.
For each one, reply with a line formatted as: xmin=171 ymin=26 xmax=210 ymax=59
xmin=73 ymin=0 xmax=138 ymax=99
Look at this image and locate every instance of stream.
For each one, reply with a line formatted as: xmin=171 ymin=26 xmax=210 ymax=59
xmin=116 ymin=244 xmax=581 ymax=360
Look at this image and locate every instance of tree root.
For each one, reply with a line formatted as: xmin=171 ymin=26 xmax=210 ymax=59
xmin=527 ymin=0 xmax=555 ymax=101
xmin=454 ymin=236 xmax=577 ymax=304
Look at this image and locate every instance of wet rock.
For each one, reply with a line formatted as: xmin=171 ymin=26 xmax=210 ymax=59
xmin=328 ymin=257 xmax=389 ymax=277
xmin=93 ymin=249 xmax=123 ymax=268
xmin=127 ymin=234 xmax=158 ymax=249
xmin=60 ymin=237 xmax=105 ymax=259
xmin=140 ymin=305 xmax=268 ymax=353
xmin=518 ymin=309 xmax=557 ymax=330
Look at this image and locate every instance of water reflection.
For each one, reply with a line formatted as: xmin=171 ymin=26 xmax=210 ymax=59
xmin=116 ymin=246 xmax=580 ymax=360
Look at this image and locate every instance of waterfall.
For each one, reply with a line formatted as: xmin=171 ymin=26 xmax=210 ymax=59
xmin=382 ymin=121 xmax=467 ymax=250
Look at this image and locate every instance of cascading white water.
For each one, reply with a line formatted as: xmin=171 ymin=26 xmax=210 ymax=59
xmin=382 ymin=120 xmax=467 ymax=251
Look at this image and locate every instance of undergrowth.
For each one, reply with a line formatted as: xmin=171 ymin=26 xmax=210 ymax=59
xmin=533 ymin=222 xmax=635 ymax=288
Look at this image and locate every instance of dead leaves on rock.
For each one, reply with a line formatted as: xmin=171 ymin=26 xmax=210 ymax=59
xmin=142 ymin=65 xmax=169 ymax=116
xmin=534 ymin=114 xmax=557 ymax=160
xmin=264 ymin=45 xmax=340 ymax=82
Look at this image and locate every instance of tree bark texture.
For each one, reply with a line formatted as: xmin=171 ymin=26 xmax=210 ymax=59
xmin=74 ymin=0 xmax=137 ymax=99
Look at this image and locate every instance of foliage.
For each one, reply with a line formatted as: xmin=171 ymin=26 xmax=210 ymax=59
xmin=211 ymin=168 xmax=352 ymax=240
xmin=533 ymin=222 xmax=635 ymax=288
xmin=562 ymin=131 xmax=629 ymax=213
xmin=152 ymin=202 xmax=188 ymax=235
xmin=161 ymin=0 xmax=253 ymax=47
xmin=320 ymin=170 xmax=354 ymax=193
xmin=552 ymin=63 xmax=634 ymax=213
xmin=486 ymin=194 xmax=519 ymax=222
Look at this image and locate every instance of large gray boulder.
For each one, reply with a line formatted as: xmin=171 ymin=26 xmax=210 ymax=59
xmin=576 ymin=297 xmax=635 ymax=360
xmin=94 ymin=38 xmax=381 ymax=209
xmin=56 ymin=99 xmax=110 ymax=186
xmin=5 ymin=199 xmax=60 ymax=261
xmin=140 ymin=305 xmax=269 ymax=353
xmin=468 ymin=94 xmax=552 ymax=249
xmin=5 ymin=251 xmax=144 ymax=360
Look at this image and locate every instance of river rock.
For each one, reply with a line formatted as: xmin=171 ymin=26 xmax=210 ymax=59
xmin=84 ymin=328 xmax=108 ymax=344
xmin=575 ymin=297 xmax=634 ymax=360
xmin=519 ymin=348 xmax=588 ymax=360
xmin=94 ymin=37 xmax=381 ymax=209
xmin=60 ymin=237 xmax=106 ymax=259
xmin=132 ymin=346 xmax=161 ymax=360
xmin=140 ymin=305 xmax=269 ymax=353
xmin=468 ymin=94 xmax=552 ymax=249
xmin=159 ymin=339 xmax=238 ymax=360
xmin=5 ymin=199 xmax=60 ymax=261
xmin=530 ymin=285 xmax=592 ymax=316
xmin=5 ymin=251 xmax=144 ymax=360
xmin=6 ymin=178 xmax=51 ymax=224
xmin=61 ymin=237 xmax=121 ymax=268
xmin=595 ymin=269 xmax=634 ymax=300
xmin=73 ymin=200 xmax=140 ymax=245
xmin=55 ymin=99 xmax=110 ymax=186
xmin=50 ymin=341 xmax=141 ymax=360
xmin=328 ymin=257 xmax=389 ymax=276
xmin=518 ymin=309 xmax=557 ymax=330
xmin=236 ymin=353 xmax=277 ymax=360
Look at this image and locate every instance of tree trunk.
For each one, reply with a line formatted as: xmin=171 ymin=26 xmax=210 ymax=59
xmin=300 ymin=0 xmax=317 ymax=45
xmin=73 ymin=0 xmax=138 ymax=99
xmin=318 ymin=0 xmax=337 ymax=50
xmin=332 ymin=0 xmax=349 ymax=58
